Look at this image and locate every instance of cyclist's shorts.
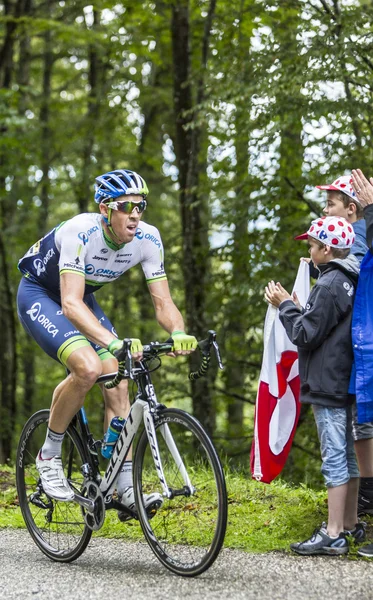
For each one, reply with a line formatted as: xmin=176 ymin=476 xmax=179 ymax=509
xmin=17 ymin=277 xmax=116 ymax=367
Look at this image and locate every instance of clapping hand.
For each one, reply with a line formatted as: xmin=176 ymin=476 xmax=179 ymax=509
xmin=351 ymin=169 xmax=373 ymax=208
xmin=264 ymin=281 xmax=292 ymax=308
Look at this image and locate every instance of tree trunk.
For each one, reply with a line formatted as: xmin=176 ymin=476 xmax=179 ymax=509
xmin=77 ymin=8 xmax=104 ymax=213
xmin=0 ymin=233 xmax=17 ymax=462
xmin=0 ymin=0 xmax=27 ymax=88
xmin=171 ymin=0 xmax=216 ymax=433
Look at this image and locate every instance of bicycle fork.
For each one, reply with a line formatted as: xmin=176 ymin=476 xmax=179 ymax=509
xmin=144 ymin=405 xmax=196 ymax=499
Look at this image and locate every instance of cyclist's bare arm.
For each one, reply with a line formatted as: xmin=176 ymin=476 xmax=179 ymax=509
xmin=148 ymin=279 xmax=185 ymax=334
xmin=60 ymin=272 xmax=117 ymax=349
xmin=148 ymin=279 xmax=197 ymax=356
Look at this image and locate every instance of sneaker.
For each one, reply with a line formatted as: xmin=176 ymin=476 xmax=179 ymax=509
xmin=35 ymin=451 xmax=75 ymax=502
xmin=344 ymin=522 xmax=367 ymax=544
xmin=118 ymin=486 xmax=163 ymax=522
xmin=358 ymin=493 xmax=373 ymax=516
xmin=358 ymin=543 xmax=373 ymax=558
xmin=290 ymin=523 xmax=349 ymax=556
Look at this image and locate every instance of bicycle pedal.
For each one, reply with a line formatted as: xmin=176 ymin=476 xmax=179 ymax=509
xmin=146 ymin=500 xmax=162 ymax=519
xmin=117 ymin=508 xmax=137 ymax=523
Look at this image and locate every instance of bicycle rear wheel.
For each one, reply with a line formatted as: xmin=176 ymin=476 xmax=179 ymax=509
xmin=134 ymin=408 xmax=227 ymax=576
xmin=16 ymin=409 xmax=92 ymax=562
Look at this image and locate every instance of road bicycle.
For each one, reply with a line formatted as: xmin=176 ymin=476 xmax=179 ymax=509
xmin=16 ymin=331 xmax=227 ymax=577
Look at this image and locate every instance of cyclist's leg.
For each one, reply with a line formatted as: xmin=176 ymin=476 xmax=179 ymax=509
xmin=17 ymin=278 xmax=103 ymax=499
xmin=18 ymin=278 xmax=104 ymax=431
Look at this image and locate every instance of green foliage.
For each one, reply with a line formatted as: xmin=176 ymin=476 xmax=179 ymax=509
xmin=1 ymin=0 xmax=373 ymax=477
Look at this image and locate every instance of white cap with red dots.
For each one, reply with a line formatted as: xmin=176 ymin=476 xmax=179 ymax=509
xmin=316 ymin=175 xmax=361 ymax=204
xmin=295 ymin=216 xmax=355 ymax=248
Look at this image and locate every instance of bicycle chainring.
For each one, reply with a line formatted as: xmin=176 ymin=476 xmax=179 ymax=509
xmin=81 ymin=480 xmax=105 ymax=531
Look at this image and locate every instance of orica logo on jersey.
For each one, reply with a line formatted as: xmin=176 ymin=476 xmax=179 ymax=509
xmin=85 ymin=264 xmax=123 ymax=278
xmin=85 ymin=264 xmax=95 ymax=275
xmin=26 ymin=302 xmax=59 ymax=337
xmin=78 ymin=226 xmax=99 ymax=245
xmin=145 ymin=233 xmax=161 ymax=248
xmin=135 ymin=228 xmax=144 ymax=240
xmin=33 ymin=248 xmax=55 ymax=276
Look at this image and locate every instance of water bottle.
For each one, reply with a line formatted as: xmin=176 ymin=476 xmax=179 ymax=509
xmin=101 ymin=416 xmax=126 ymax=459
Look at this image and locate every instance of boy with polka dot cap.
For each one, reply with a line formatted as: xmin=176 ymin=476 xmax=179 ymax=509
xmin=265 ymin=214 xmax=360 ymax=556
xmin=318 ymin=175 xmax=366 ymax=262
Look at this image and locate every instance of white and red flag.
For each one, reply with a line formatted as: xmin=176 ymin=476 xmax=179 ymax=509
xmin=251 ymin=261 xmax=310 ymax=483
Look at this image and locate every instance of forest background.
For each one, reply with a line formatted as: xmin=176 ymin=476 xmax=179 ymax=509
xmin=0 ymin=0 xmax=372 ymax=488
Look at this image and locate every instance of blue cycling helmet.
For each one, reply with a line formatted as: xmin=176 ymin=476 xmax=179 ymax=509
xmin=94 ymin=169 xmax=149 ymax=203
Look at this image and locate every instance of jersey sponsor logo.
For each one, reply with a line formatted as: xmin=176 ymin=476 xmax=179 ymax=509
xmin=85 ymin=263 xmax=95 ymax=275
xmin=96 ymin=268 xmax=123 ymax=277
xmin=100 ymin=248 xmax=109 ymax=254
xmin=151 ymin=270 xmax=165 ymax=277
xmin=63 ymin=261 xmax=84 ymax=272
xmin=84 ymin=264 xmax=123 ymax=278
xmin=78 ymin=225 xmax=99 ymax=245
xmin=135 ymin=228 xmax=144 ymax=240
xmin=64 ymin=329 xmax=80 ymax=338
xmin=145 ymin=233 xmax=161 ymax=248
xmin=114 ymin=259 xmax=130 ymax=264
xmin=117 ymin=253 xmax=132 ymax=257
xmin=33 ymin=248 xmax=55 ymax=276
xmin=92 ymin=255 xmax=108 ymax=261
xmin=26 ymin=302 xmax=59 ymax=337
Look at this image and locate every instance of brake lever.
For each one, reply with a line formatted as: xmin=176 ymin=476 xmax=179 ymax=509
xmin=198 ymin=330 xmax=224 ymax=368
xmin=122 ymin=338 xmax=133 ymax=379
xmin=212 ymin=339 xmax=224 ymax=370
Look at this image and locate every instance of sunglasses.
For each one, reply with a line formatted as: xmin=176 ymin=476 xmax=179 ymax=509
xmin=107 ymin=199 xmax=147 ymax=214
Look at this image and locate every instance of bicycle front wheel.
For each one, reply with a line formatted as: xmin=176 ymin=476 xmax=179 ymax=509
xmin=134 ymin=408 xmax=227 ymax=576
xmin=16 ymin=409 xmax=92 ymax=562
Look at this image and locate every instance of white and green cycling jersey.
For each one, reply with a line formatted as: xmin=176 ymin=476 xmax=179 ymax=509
xmin=18 ymin=213 xmax=167 ymax=294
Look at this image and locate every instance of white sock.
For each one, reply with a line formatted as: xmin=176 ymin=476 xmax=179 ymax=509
xmin=117 ymin=461 xmax=133 ymax=496
xmin=41 ymin=427 xmax=65 ymax=459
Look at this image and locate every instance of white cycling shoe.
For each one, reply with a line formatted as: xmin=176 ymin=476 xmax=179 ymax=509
xmin=36 ymin=451 xmax=75 ymax=502
xmin=118 ymin=486 xmax=163 ymax=522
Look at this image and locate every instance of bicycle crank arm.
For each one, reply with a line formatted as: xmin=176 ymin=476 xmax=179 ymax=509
xmin=73 ymin=492 xmax=95 ymax=513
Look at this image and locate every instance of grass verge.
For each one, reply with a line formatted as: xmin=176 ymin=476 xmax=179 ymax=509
xmin=1 ymin=464 xmax=372 ymax=556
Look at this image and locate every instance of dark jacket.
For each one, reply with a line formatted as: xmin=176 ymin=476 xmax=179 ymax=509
xmin=279 ymin=254 xmax=360 ymax=408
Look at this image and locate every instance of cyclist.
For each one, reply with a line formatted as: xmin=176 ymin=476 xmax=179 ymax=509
xmin=17 ymin=168 xmax=197 ymax=514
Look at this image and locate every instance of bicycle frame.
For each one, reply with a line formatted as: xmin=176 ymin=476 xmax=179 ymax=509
xmin=79 ymin=362 xmax=195 ymax=504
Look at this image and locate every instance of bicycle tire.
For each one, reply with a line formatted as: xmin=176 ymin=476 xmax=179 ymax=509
xmin=16 ymin=409 xmax=92 ymax=562
xmin=133 ymin=407 xmax=227 ymax=576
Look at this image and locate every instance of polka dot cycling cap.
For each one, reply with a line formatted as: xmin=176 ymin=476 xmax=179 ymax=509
xmin=294 ymin=216 xmax=355 ymax=248
xmin=316 ymin=175 xmax=361 ymax=204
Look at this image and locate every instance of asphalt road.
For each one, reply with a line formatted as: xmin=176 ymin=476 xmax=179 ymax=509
xmin=1 ymin=529 xmax=373 ymax=600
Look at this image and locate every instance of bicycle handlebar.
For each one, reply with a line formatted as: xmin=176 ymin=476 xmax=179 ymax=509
xmin=104 ymin=330 xmax=223 ymax=389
